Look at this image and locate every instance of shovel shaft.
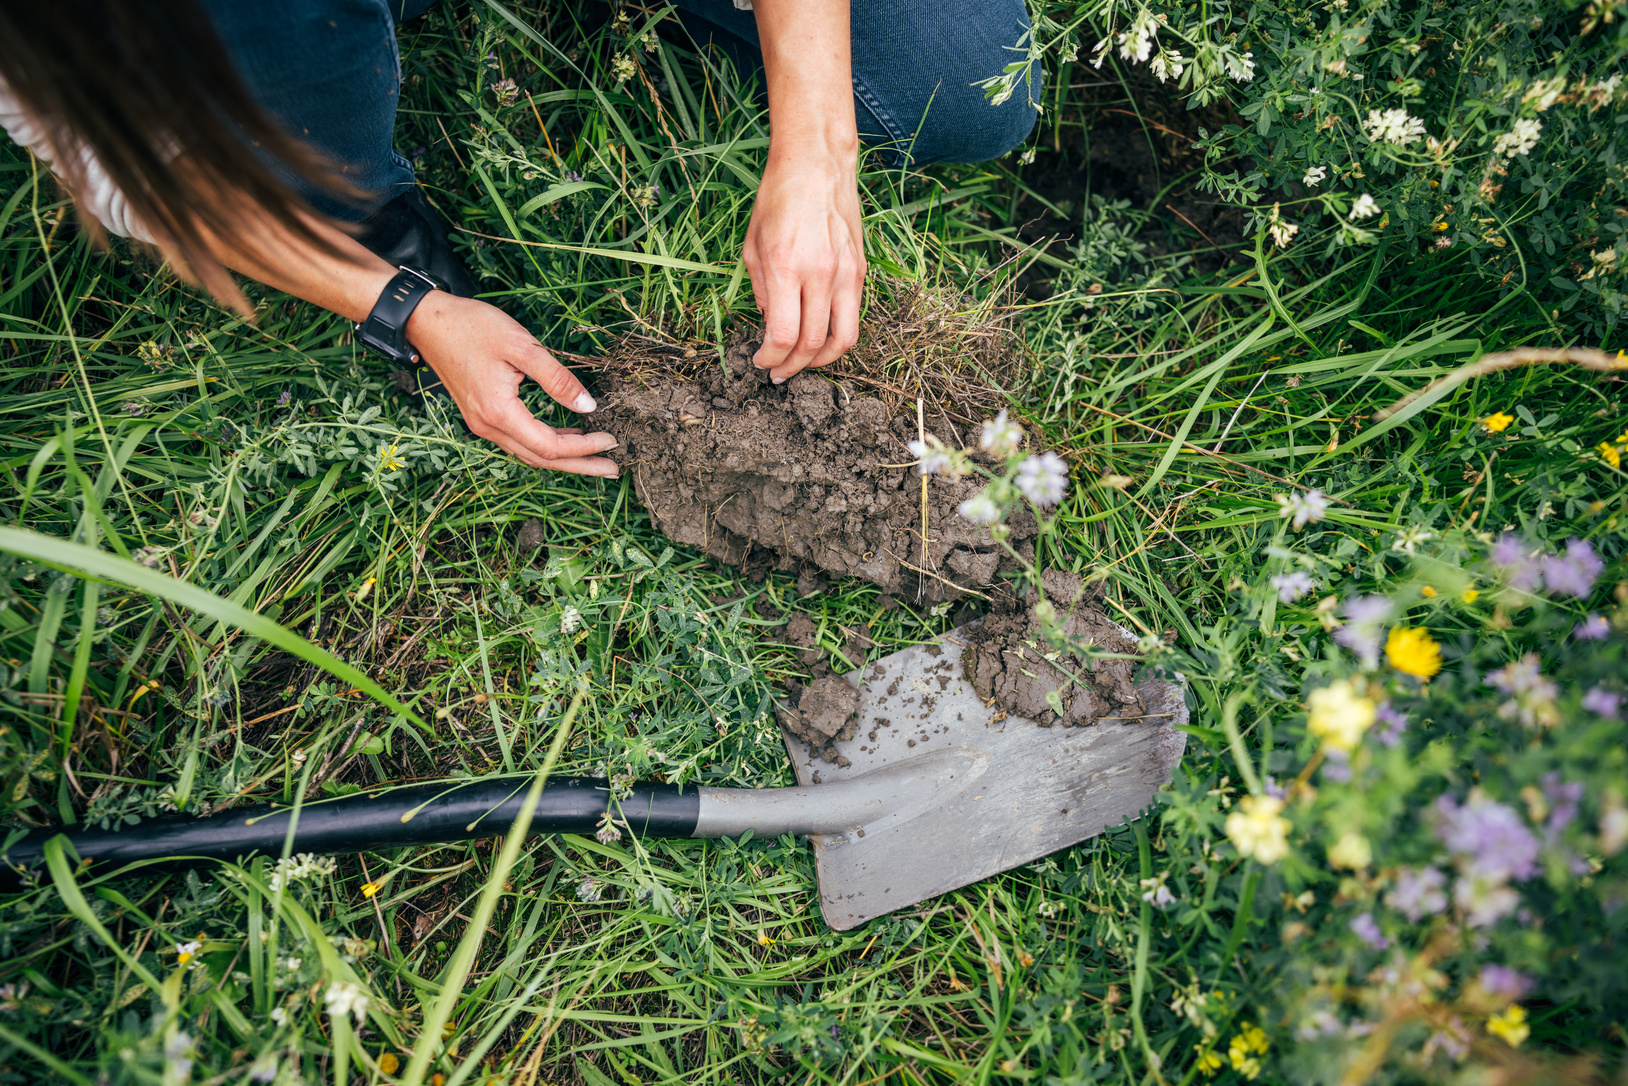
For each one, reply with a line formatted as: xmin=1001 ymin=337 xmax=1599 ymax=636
xmin=0 ymin=777 xmax=698 ymax=890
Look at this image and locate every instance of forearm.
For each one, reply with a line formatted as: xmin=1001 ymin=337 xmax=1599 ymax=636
xmin=197 ymin=204 xmax=395 ymax=324
xmin=751 ymin=0 xmax=858 ymax=161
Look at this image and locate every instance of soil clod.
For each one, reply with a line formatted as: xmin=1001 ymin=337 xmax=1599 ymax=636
xmin=595 ymin=327 xmax=1037 ymax=603
xmin=778 ymin=673 xmax=861 ymax=758
xmin=962 ymin=575 xmax=1144 ymax=728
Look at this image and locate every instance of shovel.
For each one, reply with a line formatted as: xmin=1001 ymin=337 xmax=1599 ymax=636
xmin=0 ymin=626 xmax=1186 ymax=928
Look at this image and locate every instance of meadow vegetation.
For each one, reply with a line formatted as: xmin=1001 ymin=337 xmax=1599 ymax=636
xmin=0 ymin=1 xmax=1624 ymax=1084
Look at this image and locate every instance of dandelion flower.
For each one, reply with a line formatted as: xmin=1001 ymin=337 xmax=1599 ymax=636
xmin=1386 ymin=627 xmax=1441 ymax=678
xmin=377 ymin=1054 xmax=400 ymax=1075
xmin=1481 ymin=411 xmax=1515 ymax=433
xmin=1225 ymin=795 xmax=1292 ymax=864
xmin=1307 ymin=679 xmax=1376 ymax=751
xmin=1600 ymin=442 xmax=1622 ymax=469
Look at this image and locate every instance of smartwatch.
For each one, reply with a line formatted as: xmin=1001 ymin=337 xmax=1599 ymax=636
xmin=355 ymin=265 xmax=443 ymax=365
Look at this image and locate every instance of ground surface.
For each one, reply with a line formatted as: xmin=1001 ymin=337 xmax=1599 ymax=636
xmin=0 ymin=3 xmax=1623 ymax=1085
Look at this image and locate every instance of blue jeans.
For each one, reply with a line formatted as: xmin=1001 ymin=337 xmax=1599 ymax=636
xmin=198 ymin=0 xmax=1041 ymax=218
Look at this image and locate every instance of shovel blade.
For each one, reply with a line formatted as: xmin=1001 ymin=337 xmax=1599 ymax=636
xmin=782 ymin=625 xmax=1187 ymax=930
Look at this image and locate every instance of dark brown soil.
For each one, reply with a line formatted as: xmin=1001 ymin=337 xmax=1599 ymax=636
xmin=595 ymin=333 xmax=1038 ymax=604
xmin=962 ymin=571 xmax=1144 ymax=727
xmin=777 ymin=673 xmax=860 ymax=751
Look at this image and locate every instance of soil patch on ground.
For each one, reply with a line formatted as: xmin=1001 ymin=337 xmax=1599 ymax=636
xmin=962 ymin=571 xmax=1144 ymax=727
xmin=593 ymin=292 xmax=1041 ymax=604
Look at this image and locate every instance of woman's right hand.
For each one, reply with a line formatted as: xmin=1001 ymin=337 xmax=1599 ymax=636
xmin=406 ymin=292 xmax=620 ymax=477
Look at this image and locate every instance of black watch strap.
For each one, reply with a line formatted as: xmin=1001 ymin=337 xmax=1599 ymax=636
xmin=355 ymin=266 xmax=441 ymax=365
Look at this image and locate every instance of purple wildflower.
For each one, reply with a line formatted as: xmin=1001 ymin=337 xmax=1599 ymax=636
xmin=1333 ymin=595 xmax=1393 ymax=669
xmin=1543 ymin=772 xmax=1584 ymax=833
xmin=1489 ymin=534 xmax=1544 ymax=591
xmin=1349 ymin=912 xmax=1389 ymax=950
xmin=1321 ymin=748 xmax=1353 ymax=783
xmin=565 ymin=170 xmax=584 ymax=183
xmin=1386 ymin=865 xmax=1449 ymax=921
xmin=278 ymin=390 xmax=292 ymax=407
xmin=1435 ymin=794 xmax=1539 ymax=883
xmin=1015 ymin=452 xmax=1069 ymax=506
xmin=1373 ymin=702 xmax=1408 ymax=747
xmin=1543 ymin=539 xmax=1604 ymax=598
xmin=1272 ymin=571 xmax=1315 ymax=602
xmin=1263 ymin=775 xmax=1288 ymax=800
xmin=1574 ymin=614 xmax=1610 ymax=640
xmin=1486 ymin=654 xmax=1560 ymax=728
xmin=1582 ymin=686 xmax=1621 ymax=720
xmin=1479 ymin=964 xmax=1532 ymax=1000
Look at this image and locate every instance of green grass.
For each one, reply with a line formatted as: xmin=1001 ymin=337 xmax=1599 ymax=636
xmin=1 ymin=3 xmax=1624 ymax=1085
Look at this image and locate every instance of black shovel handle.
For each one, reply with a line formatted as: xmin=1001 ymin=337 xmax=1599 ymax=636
xmin=0 ymin=777 xmax=698 ymax=890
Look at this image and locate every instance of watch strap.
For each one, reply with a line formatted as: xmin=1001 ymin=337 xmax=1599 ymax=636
xmin=355 ymin=266 xmax=440 ymax=365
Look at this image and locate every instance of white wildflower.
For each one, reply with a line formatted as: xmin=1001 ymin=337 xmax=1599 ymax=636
xmin=1223 ymin=48 xmax=1257 ymax=82
xmin=1349 ymin=194 xmax=1380 ymax=220
xmin=560 ymin=605 xmax=581 ymax=635
xmin=979 ymin=410 xmax=1025 ymax=458
xmin=1492 ymin=117 xmax=1542 ymax=159
xmin=1117 ymin=9 xmax=1157 ymax=63
xmin=958 ymin=491 xmax=1002 ymax=525
xmin=1361 ymin=108 xmax=1428 ymax=146
xmin=268 ymin=853 xmax=337 ymax=892
xmin=1303 ymin=165 xmax=1328 ymax=187
xmin=1276 ymin=489 xmax=1330 ymax=529
xmin=1017 ymin=146 xmax=1037 ymax=166
xmin=324 ymin=981 xmax=369 ymax=1024
xmin=1581 ymin=247 xmax=1619 ymax=281
xmin=610 ymin=53 xmax=636 ymax=83
xmin=1392 ymin=526 xmax=1435 ymax=554
xmin=1149 ymin=48 xmax=1186 ymax=83
xmin=1089 ymin=37 xmax=1111 ymax=70
xmin=1521 ymin=76 xmax=1566 ymax=112
xmin=270 ymin=1006 xmax=289 ymax=1026
xmin=576 ymin=876 xmax=603 ymax=902
xmin=1268 ymin=203 xmax=1298 ymax=249
xmin=907 ymin=437 xmax=957 ymax=476
xmin=1015 ymin=452 xmax=1069 ymax=506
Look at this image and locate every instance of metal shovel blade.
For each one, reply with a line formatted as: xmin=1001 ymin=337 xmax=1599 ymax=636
xmin=780 ymin=626 xmax=1188 ymax=930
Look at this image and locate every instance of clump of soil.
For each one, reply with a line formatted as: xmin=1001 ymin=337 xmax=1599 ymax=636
xmin=962 ymin=571 xmax=1144 ymax=727
xmin=594 ymin=321 xmax=1039 ymax=603
xmin=777 ymin=674 xmax=860 ymax=757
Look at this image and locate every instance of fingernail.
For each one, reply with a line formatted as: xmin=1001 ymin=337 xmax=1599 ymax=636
xmin=771 ymin=375 xmax=786 ymax=385
xmin=573 ymin=391 xmax=597 ymax=413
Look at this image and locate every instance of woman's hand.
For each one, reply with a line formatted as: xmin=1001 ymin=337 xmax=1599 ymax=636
xmin=748 ymin=0 xmax=866 ymax=383
xmin=744 ymin=151 xmax=865 ymax=383
xmin=406 ymin=293 xmax=619 ymax=476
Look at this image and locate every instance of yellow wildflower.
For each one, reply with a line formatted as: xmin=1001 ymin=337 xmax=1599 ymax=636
xmin=361 ymin=882 xmax=382 ymax=898
xmin=1225 ymin=795 xmax=1292 ymax=864
xmin=1386 ymin=627 xmax=1442 ymax=679
xmin=381 ymin=443 xmax=407 ymax=471
xmin=1461 ymin=587 xmax=1480 ymax=604
xmin=1194 ymin=1047 xmax=1224 ymax=1075
xmin=1487 ymin=1004 xmax=1529 ymax=1047
xmin=1601 ymin=442 xmax=1622 ymax=470
xmin=1420 ymin=585 xmax=1437 ymax=598
xmin=757 ymin=931 xmax=775 ymax=947
xmin=1328 ymin=832 xmax=1373 ymax=869
xmin=1481 ymin=411 xmax=1515 ymax=433
xmin=378 ymin=1053 xmax=400 ymax=1075
xmin=1228 ymin=1023 xmax=1269 ymax=1079
xmin=1307 ymin=680 xmax=1376 ymax=751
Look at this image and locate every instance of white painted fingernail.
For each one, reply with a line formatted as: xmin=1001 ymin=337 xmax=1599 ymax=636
xmin=573 ymin=391 xmax=597 ymax=413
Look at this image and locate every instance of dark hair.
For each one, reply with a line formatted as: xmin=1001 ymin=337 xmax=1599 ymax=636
xmin=0 ymin=0 xmax=362 ymax=316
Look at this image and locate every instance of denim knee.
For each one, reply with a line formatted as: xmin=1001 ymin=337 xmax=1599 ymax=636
xmin=850 ymin=0 xmax=1042 ymax=166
